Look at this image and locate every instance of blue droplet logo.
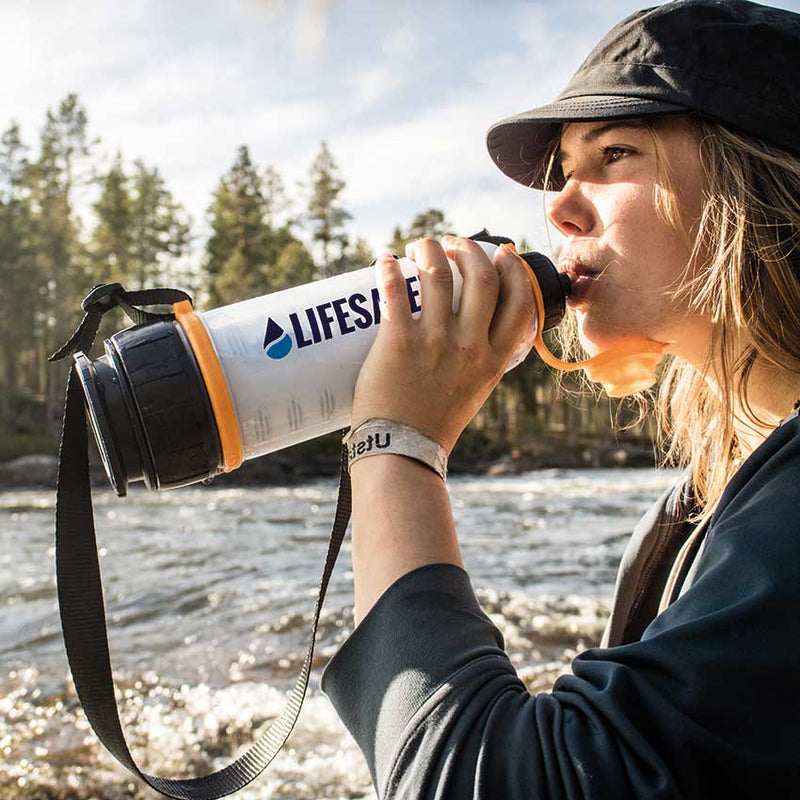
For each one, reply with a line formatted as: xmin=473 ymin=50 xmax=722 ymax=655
xmin=263 ymin=318 xmax=293 ymax=359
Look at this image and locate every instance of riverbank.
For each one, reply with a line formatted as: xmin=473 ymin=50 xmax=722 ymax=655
xmin=0 ymin=436 xmax=657 ymax=490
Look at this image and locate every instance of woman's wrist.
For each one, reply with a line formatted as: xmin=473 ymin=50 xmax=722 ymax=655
xmin=344 ymin=418 xmax=448 ymax=480
xmin=349 ymin=450 xmax=441 ymax=482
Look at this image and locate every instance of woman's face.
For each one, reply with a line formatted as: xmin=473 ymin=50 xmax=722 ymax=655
xmin=547 ymin=116 xmax=710 ymax=362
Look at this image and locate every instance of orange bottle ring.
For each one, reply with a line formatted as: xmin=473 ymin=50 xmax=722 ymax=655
xmin=173 ymin=300 xmax=243 ymax=472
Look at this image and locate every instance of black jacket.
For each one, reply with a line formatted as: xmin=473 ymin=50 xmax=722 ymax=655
xmin=321 ymin=412 xmax=800 ymax=799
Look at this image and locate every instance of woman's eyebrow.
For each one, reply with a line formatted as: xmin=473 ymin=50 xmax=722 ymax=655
xmin=558 ymin=121 xmax=647 ymax=165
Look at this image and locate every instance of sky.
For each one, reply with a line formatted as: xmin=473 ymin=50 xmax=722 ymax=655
xmin=4 ymin=0 xmax=800 ymax=265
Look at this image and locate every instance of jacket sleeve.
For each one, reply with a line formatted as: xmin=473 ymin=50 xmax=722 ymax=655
xmin=321 ymin=463 xmax=800 ymax=799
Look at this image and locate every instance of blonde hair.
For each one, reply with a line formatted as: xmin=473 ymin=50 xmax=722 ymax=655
xmin=543 ymin=115 xmax=800 ymax=523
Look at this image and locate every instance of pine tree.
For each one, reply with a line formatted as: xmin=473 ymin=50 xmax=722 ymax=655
xmin=330 ymin=234 xmax=374 ymax=274
xmin=205 ymin=147 xmax=315 ymax=305
xmin=387 ymin=208 xmax=452 ymax=254
xmin=0 ymin=122 xmax=38 ymax=424
xmin=387 ymin=225 xmax=405 ymax=257
xmin=270 ymin=238 xmax=316 ymax=291
xmin=306 ymin=141 xmax=351 ymax=277
xmin=92 ymin=152 xmax=133 ymax=283
xmin=205 ymin=145 xmax=273 ymax=306
xmin=129 ymin=159 xmax=191 ymax=288
xmin=30 ymin=94 xmax=95 ymax=428
xmin=263 ymin=164 xmax=289 ymax=229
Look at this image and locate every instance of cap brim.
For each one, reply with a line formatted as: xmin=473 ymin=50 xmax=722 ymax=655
xmin=486 ymin=96 xmax=686 ymax=190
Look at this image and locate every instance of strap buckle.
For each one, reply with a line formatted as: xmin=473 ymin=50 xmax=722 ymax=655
xmin=81 ymin=283 xmax=124 ymax=313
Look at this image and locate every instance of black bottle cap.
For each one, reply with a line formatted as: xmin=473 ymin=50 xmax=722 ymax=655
xmin=520 ymin=251 xmax=569 ymax=332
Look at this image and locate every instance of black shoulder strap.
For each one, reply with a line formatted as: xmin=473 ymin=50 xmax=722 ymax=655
xmin=51 ymin=284 xmax=352 ymax=799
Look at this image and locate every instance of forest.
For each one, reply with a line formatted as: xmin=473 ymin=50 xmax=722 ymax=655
xmin=0 ymin=93 xmax=658 ymax=476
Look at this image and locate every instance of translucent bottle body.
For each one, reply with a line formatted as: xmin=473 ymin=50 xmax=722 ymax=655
xmin=200 ymin=242 xmax=537 ymax=461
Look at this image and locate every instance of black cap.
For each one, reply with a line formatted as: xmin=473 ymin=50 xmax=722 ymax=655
xmin=487 ymin=0 xmax=800 ymax=190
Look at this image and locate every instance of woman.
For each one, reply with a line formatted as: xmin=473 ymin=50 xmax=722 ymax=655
xmin=322 ymin=1 xmax=800 ymax=797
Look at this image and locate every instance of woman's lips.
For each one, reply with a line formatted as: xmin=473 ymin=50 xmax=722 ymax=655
xmin=566 ymin=274 xmax=596 ymax=304
xmin=559 ymin=260 xmax=599 ymax=305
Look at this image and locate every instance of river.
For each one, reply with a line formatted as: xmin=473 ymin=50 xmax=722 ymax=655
xmin=1 ymin=467 xmax=678 ymax=799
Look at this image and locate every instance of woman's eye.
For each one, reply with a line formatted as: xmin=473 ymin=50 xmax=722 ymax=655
xmin=601 ymin=146 xmax=634 ymax=163
xmin=559 ymin=146 xmax=635 ymax=182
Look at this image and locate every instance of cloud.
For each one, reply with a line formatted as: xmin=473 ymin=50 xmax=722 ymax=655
xmin=350 ymin=66 xmax=406 ymax=113
xmin=293 ymin=0 xmax=334 ymax=61
xmin=382 ymin=26 xmax=417 ymax=58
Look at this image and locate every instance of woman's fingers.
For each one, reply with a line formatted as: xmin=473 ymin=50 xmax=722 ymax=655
xmin=376 ymin=253 xmax=412 ymax=328
xmin=442 ymin=236 xmax=500 ymax=339
xmin=407 ymin=238 xmax=454 ymax=331
xmin=406 ymin=235 xmax=534 ymax=367
xmin=489 ymin=245 xmax=537 ymax=363
xmin=391 ymin=236 xmax=534 ymax=369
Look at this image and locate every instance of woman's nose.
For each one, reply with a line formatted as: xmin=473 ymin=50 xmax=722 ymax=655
xmin=546 ymin=181 xmax=596 ymax=237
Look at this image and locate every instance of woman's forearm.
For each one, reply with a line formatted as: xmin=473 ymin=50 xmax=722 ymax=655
xmin=350 ymin=453 xmax=462 ymax=626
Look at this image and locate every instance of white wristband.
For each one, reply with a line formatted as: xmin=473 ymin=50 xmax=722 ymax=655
xmin=343 ymin=418 xmax=448 ymax=480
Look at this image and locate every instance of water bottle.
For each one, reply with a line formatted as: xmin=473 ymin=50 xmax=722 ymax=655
xmin=73 ymin=234 xmax=570 ymax=496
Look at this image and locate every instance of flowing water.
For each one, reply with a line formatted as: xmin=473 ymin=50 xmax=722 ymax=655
xmin=0 ymin=467 xmax=679 ymax=799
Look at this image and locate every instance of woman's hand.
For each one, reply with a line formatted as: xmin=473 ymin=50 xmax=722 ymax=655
xmin=351 ymin=235 xmax=536 ymax=454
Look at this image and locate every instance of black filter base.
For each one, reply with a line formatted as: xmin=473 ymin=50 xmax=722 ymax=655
xmin=75 ymin=352 xmax=142 ymax=496
xmin=74 ymin=319 xmax=223 ymax=495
